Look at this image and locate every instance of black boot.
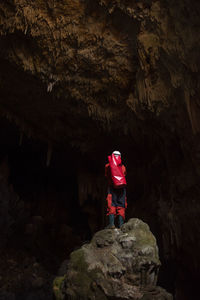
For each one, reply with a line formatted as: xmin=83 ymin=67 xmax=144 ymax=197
xmin=106 ymin=214 xmax=115 ymax=229
xmin=118 ymin=215 xmax=124 ymax=228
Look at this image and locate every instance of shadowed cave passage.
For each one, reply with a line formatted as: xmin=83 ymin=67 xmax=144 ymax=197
xmin=0 ymin=117 xmax=97 ymax=254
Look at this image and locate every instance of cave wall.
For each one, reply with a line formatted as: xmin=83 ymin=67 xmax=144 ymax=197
xmin=0 ymin=1 xmax=200 ymax=299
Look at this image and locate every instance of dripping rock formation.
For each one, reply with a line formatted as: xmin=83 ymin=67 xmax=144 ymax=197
xmin=53 ymin=219 xmax=172 ymax=300
xmin=0 ymin=0 xmax=200 ymax=146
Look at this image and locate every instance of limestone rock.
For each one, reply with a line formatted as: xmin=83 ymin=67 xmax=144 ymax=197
xmin=53 ymin=218 xmax=172 ymax=300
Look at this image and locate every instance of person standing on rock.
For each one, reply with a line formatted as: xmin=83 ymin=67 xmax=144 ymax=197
xmin=105 ymin=151 xmax=127 ymax=228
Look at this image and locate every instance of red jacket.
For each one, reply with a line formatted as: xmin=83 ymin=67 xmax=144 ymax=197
xmin=105 ymin=163 xmax=126 ymax=186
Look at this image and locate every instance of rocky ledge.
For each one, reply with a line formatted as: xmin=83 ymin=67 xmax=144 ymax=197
xmin=53 ymin=218 xmax=172 ymax=300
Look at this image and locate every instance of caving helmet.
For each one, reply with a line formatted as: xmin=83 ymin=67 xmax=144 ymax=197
xmin=112 ymin=150 xmax=121 ymax=156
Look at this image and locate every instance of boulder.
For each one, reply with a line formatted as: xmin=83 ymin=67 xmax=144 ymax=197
xmin=53 ymin=218 xmax=173 ymax=300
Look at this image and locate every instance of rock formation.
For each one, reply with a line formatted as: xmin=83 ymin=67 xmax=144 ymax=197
xmin=53 ymin=218 xmax=172 ymax=300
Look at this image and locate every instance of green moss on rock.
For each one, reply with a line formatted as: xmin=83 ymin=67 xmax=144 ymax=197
xmin=53 ymin=218 xmax=171 ymax=299
xmin=70 ymin=248 xmax=88 ymax=272
xmin=53 ymin=275 xmax=66 ymax=300
xmin=67 ymin=248 xmax=106 ymax=299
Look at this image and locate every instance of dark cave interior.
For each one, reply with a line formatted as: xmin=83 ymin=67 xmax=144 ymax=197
xmin=1 ymin=112 xmax=200 ymax=300
xmin=0 ymin=0 xmax=200 ymax=299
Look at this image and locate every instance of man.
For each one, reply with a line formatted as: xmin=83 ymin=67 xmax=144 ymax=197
xmin=105 ymin=151 xmax=127 ymax=228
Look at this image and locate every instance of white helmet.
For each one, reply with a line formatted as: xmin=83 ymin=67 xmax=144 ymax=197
xmin=112 ymin=150 xmax=121 ymax=156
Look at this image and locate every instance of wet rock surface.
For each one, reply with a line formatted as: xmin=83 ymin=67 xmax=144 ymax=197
xmin=54 ymin=218 xmax=172 ymax=300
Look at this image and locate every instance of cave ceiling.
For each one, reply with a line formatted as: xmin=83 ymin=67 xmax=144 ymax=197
xmin=0 ymin=0 xmax=200 ymax=154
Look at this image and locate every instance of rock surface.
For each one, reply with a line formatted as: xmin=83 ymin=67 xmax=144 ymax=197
xmin=53 ymin=218 xmax=172 ymax=300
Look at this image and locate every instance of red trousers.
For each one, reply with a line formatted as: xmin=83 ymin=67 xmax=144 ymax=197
xmin=106 ymin=186 xmax=127 ymax=220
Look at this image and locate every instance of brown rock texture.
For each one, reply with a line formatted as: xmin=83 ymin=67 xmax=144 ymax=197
xmin=0 ymin=0 xmax=199 ymax=145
